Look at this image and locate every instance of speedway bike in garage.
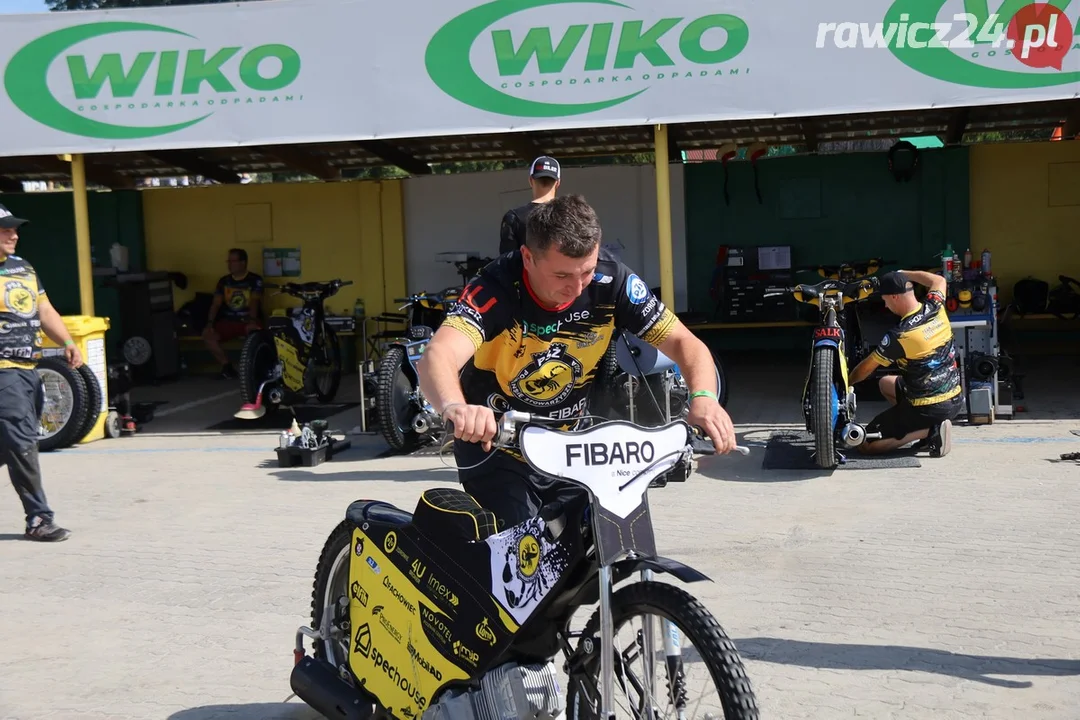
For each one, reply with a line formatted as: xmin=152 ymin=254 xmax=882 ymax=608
xmin=291 ymin=410 xmax=759 ymax=720
xmin=234 ymin=279 xmax=352 ymax=420
xmin=766 ymin=275 xmax=883 ymax=469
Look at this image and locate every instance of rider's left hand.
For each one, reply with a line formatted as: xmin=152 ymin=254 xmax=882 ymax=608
xmin=687 ymin=396 xmax=736 ymax=454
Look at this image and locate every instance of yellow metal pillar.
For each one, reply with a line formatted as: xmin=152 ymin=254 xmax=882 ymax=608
xmin=68 ymin=154 xmax=95 ymax=316
xmin=653 ymin=124 xmax=675 ymax=311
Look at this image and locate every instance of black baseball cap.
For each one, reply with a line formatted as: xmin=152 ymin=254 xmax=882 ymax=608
xmin=0 ymin=204 xmax=28 ymax=229
xmin=529 ymin=155 xmax=561 ymax=180
xmin=878 ymin=271 xmax=912 ymax=295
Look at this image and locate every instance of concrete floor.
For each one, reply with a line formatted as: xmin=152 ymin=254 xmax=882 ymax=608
xmin=1 ymin=354 xmax=1079 ymax=719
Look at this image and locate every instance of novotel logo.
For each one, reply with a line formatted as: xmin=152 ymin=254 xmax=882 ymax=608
xmin=566 ymin=441 xmax=655 ymax=466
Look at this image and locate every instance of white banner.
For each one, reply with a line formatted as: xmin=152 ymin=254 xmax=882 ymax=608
xmin=1 ymin=0 xmax=1079 ymax=158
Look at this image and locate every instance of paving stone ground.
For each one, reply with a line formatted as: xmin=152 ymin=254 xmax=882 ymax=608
xmin=1 ymin=356 xmax=1079 ymax=720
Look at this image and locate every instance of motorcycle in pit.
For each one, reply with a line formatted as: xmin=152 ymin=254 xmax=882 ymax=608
xmin=233 ymin=279 xmax=352 ymax=420
xmin=291 ymin=410 xmax=759 ymax=720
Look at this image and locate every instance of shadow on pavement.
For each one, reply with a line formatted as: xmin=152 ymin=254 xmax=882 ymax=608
xmin=169 ymin=701 xmax=320 ymax=720
xmin=735 ymin=636 xmax=1080 ymax=689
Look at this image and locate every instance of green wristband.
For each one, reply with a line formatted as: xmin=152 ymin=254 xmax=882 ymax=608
xmin=63 ymin=340 xmax=74 ymax=347
xmin=689 ymin=390 xmax=717 ymax=402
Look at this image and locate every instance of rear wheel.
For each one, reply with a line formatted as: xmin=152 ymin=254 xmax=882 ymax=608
xmin=310 ymin=520 xmax=355 ymax=668
xmin=566 ymin=582 xmax=759 ymax=720
xmin=376 ymin=345 xmax=420 ymax=452
xmin=810 ymin=345 xmax=839 ymax=469
xmin=238 ymin=331 xmax=280 ymax=415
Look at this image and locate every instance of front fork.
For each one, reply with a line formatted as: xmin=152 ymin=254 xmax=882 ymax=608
xmin=636 ymin=568 xmax=687 ymax=720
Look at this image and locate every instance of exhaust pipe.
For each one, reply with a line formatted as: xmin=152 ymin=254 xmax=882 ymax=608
xmin=290 ymin=655 xmax=374 ymax=720
xmin=841 ymin=423 xmax=866 ymax=447
xmin=412 ymin=411 xmax=439 ymax=434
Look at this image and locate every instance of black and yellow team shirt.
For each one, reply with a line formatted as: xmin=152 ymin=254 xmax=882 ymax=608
xmin=443 ymin=249 xmax=676 ymax=431
xmin=0 ymin=255 xmax=45 ymax=370
xmin=869 ymin=289 xmax=962 ymax=406
xmin=215 ymin=272 xmax=264 ymax=322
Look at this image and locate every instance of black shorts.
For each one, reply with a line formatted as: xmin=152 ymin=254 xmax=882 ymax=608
xmin=867 ymin=380 xmax=962 ymax=440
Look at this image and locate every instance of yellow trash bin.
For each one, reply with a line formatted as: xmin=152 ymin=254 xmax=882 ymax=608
xmin=38 ymin=315 xmax=111 ymax=444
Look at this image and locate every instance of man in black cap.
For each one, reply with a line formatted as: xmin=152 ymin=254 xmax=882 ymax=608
xmin=498 ymin=155 xmax=561 ymax=256
xmin=0 ymin=203 xmax=78 ymax=541
xmin=848 ymin=269 xmax=961 ymax=458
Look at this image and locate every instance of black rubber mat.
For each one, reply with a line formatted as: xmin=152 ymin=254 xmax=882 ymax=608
xmin=763 ymin=430 xmax=921 ymax=470
xmin=207 ymin=403 xmax=360 ymax=431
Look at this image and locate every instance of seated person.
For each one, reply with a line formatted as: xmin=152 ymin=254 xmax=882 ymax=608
xmin=202 ymin=248 xmax=263 ymax=379
xmin=849 ymin=270 xmax=962 ymax=458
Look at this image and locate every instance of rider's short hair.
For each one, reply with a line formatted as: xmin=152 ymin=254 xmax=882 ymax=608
xmin=525 ymin=195 xmax=601 ymax=259
xmin=229 ymin=247 xmax=248 ymax=264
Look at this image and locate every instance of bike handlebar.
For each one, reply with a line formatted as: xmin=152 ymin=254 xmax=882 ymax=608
xmin=765 ymin=276 xmax=878 ymax=301
xmin=266 ymin=279 xmax=353 ymax=297
xmin=492 ymin=410 xmax=749 ymax=456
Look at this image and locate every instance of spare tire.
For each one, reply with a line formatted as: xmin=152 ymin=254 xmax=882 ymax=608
xmin=75 ymin=364 xmax=103 ymax=443
xmin=35 ymin=357 xmax=90 ymax=452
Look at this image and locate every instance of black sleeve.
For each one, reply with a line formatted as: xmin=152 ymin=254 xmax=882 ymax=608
xmin=871 ymin=328 xmax=905 ymax=366
xmin=442 ymin=273 xmax=513 ymax=350
xmin=498 ymin=210 xmax=520 ymax=255
xmin=612 ymin=265 xmax=677 ymax=347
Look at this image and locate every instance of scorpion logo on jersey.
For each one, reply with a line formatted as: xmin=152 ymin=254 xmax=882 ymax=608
xmin=3 ymin=281 xmax=36 ymax=319
xmin=509 ymin=343 xmax=583 ymax=408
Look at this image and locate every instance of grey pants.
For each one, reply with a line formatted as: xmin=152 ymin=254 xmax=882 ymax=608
xmin=0 ymin=368 xmax=52 ymax=525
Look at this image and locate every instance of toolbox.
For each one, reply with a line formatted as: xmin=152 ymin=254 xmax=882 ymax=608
xmin=275 ymin=437 xmax=352 ymax=467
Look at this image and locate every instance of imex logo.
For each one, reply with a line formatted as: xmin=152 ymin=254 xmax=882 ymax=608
xmin=875 ymin=0 xmax=1080 ymax=87
xmin=425 ymin=0 xmax=751 ymax=117
xmin=3 ymin=21 xmax=303 ymax=140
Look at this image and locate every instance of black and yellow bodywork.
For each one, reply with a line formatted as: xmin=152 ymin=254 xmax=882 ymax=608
xmin=342 ymin=491 xmax=584 ymax=719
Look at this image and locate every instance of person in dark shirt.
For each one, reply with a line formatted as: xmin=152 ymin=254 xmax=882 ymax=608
xmin=0 ymin=204 xmax=80 ymax=541
xmin=419 ymin=194 xmax=736 ymax=528
xmin=849 ymin=270 xmax=962 ymax=457
xmin=202 ymin=248 xmax=263 ymax=379
xmin=498 ymin=155 xmax=561 ymax=256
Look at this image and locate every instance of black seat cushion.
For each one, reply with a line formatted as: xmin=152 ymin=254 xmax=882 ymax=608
xmin=413 ymin=488 xmax=498 ymax=542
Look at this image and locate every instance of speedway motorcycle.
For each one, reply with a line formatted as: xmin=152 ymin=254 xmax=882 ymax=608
xmin=765 ymin=275 xmax=882 ymax=469
xmin=291 ymin=411 xmax=759 ymax=720
xmin=594 ymin=330 xmax=729 ymax=428
xmin=234 ymin=279 xmax=352 ymax=420
xmin=374 ymin=287 xmax=461 ymax=451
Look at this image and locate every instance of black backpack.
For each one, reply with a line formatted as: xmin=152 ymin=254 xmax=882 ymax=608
xmin=1047 ymin=275 xmax=1080 ymax=320
xmin=1012 ymin=277 xmax=1050 ymax=315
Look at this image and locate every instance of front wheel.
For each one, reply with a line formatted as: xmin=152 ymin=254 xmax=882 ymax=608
xmin=375 ymin=345 xmax=421 ymax=452
xmin=810 ymin=345 xmax=839 ymax=469
xmin=566 ymin=581 xmax=758 ymax=720
xmin=307 ymin=327 xmax=342 ymax=402
xmin=310 ymin=520 xmax=356 ymax=670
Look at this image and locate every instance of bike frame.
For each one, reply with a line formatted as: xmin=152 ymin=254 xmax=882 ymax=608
xmin=801 ymin=298 xmax=851 ymax=435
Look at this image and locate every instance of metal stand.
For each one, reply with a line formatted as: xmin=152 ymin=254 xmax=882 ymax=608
xmin=356 ymin=360 xmax=378 ymax=435
xmin=598 ymin=565 xmax=616 ymax=720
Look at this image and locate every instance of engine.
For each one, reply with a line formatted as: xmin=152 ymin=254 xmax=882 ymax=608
xmin=421 ymin=660 xmax=563 ymax=720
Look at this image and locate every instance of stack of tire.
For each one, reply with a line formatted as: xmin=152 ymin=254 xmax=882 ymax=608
xmin=35 ymin=357 xmax=114 ymax=452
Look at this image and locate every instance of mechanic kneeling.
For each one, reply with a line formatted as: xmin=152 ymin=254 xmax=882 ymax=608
xmin=848 ymin=270 xmax=962 ymax=458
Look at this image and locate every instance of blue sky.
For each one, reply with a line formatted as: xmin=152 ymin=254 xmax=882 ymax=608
xmin=1 ymin=0 xmax=49 ymax=13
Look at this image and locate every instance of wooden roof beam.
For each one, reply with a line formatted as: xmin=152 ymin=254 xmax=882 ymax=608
xmin=354 ymin=140 xmax=432 ymax=175
xmin=801 ymin=121 xmax=819 ymax=153
xmin=1061 ymin=100 xmax=1080 ymax=138
xmin=3 ymin=154 xmax=136 ymax=189
xmin=941 ymin=107 xmax=970 ymax=145
xmin=496 ymin=133 xmax=545 ymax=163
xmin=257 ymin=144 xmax=340 ymax=181
xmin=142 ymin=149 xmax=242 ymax=184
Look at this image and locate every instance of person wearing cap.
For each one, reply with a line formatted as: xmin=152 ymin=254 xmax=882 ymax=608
xmin=848 ymin=269 xmax=961 ymax=458
xmin=0 ymin=204 xmax=78 ymax=541
xmin=499 ymin=155 xmax=561 ymax=256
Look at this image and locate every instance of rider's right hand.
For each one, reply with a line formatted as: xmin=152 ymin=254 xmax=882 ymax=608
xmin=443 ymin=403 xmax=498 ymax=452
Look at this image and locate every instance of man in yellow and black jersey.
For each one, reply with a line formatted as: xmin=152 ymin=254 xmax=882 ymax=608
xmin=418 ymin=195 xmax=736 ymax=527
xmin=0 ymin=204 xmax=80 ymax=541
xmin=849 ymin=270 xmax=961 ymax=458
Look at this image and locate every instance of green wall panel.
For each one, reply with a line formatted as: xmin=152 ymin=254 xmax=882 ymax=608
xmin=683 ymin=148 xmax=970 ymax=350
